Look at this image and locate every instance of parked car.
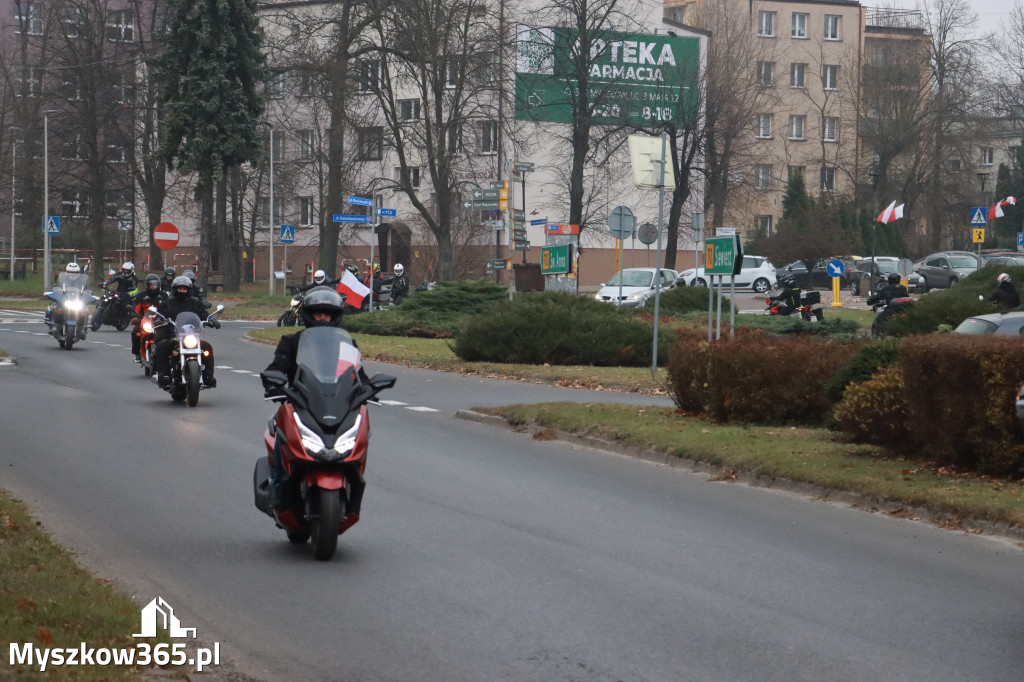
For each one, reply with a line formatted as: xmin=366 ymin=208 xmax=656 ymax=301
xmin=674 ymin=255 xmax=776 ymax=293
xmin=985 ymin=255 xmax=1024 ymax=267
xmin=849 ymin=257 xmax=926 ymax=294
xmin=593 ymin=267 xmax=679 ymax=307
xmin=916 ymin=251 xmax=982 ymax=291
xmin=776 ymin=258 xmax=857 ymax=290
xmin=954 ymin=311 xmax=1024 ymax=335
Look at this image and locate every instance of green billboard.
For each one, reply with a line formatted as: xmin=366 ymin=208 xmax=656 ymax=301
xmin=515 ymin=26 xmax=700 ymax=126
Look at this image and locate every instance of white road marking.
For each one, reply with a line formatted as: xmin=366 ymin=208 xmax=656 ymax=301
xmin=231 ymin=369 xmax=253 ymax=374
xmin=406 ymin=406 xmax=438 ymax=412
xmin=379 ymin=399 xmax=408 ymax=406
xmin=216 ymin=365 xmax=233 ymax=370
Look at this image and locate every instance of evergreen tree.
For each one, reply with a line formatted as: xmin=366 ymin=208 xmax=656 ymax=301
xmin=150 ymin=0 xmax=267 ymax=291
xmin=781 ymin=171 xmax=812 ymax=219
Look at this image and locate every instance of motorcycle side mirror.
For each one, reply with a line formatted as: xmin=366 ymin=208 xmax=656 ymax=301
xmin=369 ymin=373 xmax=397 ymax=391
xmin=261 ymin=370 xmax=287 ymax=388
xmin=214 ymin=304 xmax=225 ymax=314
xmin=979 ymin=295 xmax=985 ymax=301
xmin=147 ymin=306 xmax=157 ymax=313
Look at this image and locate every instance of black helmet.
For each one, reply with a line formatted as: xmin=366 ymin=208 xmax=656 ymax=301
xmin=171 ymin=275 xmax=192 ymax=300
xmin=779 ymin=274 xmax=797 ymax=288
xmin=145 ymin=274 xmax=161 ymax=292
xmin=887 ymin=273 xmax=900 ymax=285
xmin=299 ymin=286 xmax=344 ymax=327
xmin=164 ymin=267 xmax=176 ymax=279
xmin=183 ymin=269 xmax=196 ymax=283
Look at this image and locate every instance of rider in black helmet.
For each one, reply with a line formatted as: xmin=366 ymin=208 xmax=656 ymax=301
xmin=160 ymin=266 xmax=177 ymax=293
xmin=867 ymin=272 xmax=909 ymax=308
xmin=153 ymin=276 xmax=219 ymax=388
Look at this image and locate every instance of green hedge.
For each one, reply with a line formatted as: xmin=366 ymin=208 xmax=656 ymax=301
xmin=343 ymin=279 xmax=508 ymax=337
xmin=451 ymin=292 xmax=674 ymax=366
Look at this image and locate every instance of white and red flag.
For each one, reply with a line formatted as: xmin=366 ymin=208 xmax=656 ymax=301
xmin=336 ymin=270 xmax=371 ymax=308
xmin=988 ymin=196 xmax=1017 ymax=220
xmin=876 ymin=200 xmax=905 ymax=224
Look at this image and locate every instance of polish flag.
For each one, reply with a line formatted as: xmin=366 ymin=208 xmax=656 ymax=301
xmin=988 ymin=196 xmax=1017 ymax=220
xmin=876 ymin=200 xmax=905 ymax=224
xmin=336 ymin=270 xmax=371 ymax=308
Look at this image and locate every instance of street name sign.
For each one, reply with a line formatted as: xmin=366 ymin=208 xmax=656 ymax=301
xmin=334 ymin=214 xmax=371 ymax=223
xmin=464 ymin=200 xmax=501 ymax=210
xmin=347 ymin=196 xmax=373 ymax=207
xmin=704 ymin=235 xmax=742 ymax=276
xmin=541 ymin=244 xmax=572 ymax=274
xmin=377 ymin=208 xmax=396 ymax=217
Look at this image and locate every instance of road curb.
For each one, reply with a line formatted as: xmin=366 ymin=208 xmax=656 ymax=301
xmin=454 ymin=409 xmax=1024 ymax=543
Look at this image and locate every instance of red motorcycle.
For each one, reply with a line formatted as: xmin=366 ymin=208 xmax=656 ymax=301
xmin=254 ymin=326 xmax=395 ymax=560
xmin=138 ymin=308 xmax=159 ymax=376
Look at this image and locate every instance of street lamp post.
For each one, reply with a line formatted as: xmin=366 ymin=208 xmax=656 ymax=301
xmin=869 ymin=171 xmax=880 ymax=293
xmin=9 ymin=127 xmax=16 ymax=283
xmin=43 ymin=110 xmax=55 ymax=292
xmin=977 ymin=172 xmax=990 ymax=257
xmin=267 ymin=123 xmax=275 ymax=296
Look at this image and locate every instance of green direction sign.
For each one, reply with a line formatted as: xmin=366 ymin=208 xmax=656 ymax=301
xmin=515 ymin=27 xmax=700 ymax=126
xmin=513 ymin=230 xmax=528 ymax=241
xmin=541 ymin=244 xmax=572 ymax=274
xmin=464 ymin=200 xmax=501 ymax=210
xmin=474 ymin=189 xmax=501 ymax=199
xmin=704 ymin=236 xmax=742 ymax=276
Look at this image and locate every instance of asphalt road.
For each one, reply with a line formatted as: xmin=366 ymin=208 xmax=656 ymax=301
xmin=1 ymin=311 xmax=1022 ymax=682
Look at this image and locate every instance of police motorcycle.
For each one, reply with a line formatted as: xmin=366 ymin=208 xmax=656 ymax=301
xmin=43 ymin=265 xmax=97 ymax=350
xmin=150 ymin=304 xmax=224 ymax=407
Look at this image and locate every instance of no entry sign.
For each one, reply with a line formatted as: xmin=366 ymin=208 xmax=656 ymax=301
xmin=154 ymin=222 xmax=179 ymax=251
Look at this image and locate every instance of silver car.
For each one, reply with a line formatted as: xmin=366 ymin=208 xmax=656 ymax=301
xmin=593 ymin=268 xmax=679 ymax=307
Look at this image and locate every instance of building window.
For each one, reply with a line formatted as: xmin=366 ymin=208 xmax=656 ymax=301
xmin=824 ymin=15 xmax=841 ymax=40
xmin=756 ymin=114 xmax=773 ymax=139
xmin=357 ymin=126 xmax=383 ymax=160
xmin=357 ymin=59 xmax=382 ymax=93
xmin=114 ymin=76 xmax=135 ymax=105
xmin=755 ymin=165 xmax=772 ymax=190
xmin=399 ymin=99 xmax=421 ymax=121
xmin=1011 ymin=146 xmax=1021 ymax=170
xmin=268 ymin=72 xmax=286 ymax=99
xmin=756 ymin=215 xmax=773 ymax=236
xmin=758 ymin=11 xmax=775 ymax=37
xmin=445 ymin=125 xmax=461 ymax=153
xmin=61 ymin=188 xmax=89 ymax=217
xmin=788 ymin=165 xmax=805 ymax=181
xmin=106 ymin=11 xmax=134 ymax=42
xmin=107 ymin=140 xmax=129 ymax=163
xmin=790 ymin=63 xmax=806 ymax=88
xmin=444 ymin=56 xmax=464 ymax=88
xmin=104 ymin=190 xmax=131 ymax=219
xmin=823 ymin=116 xmax=839 ymax=142
xmin=791 ymin=13 xmax=808 ymax=39
xmin=788 ymin=115 xmax=806 ymax=140
xmin=950 ymin=158 xmax=962 ymax=171
xmin=269 ymin=134 xmax=285 ymax=162
xmin=980 ymin=147 xmax=994 ymax=166
xmin=299 ymin=196 xmax=315 ymax=226
xmin=756 ymin=61 xmax=774 ymax=87
xmin=16 ymin=3 xmax=44 ymax=35
xmin=395 ymin=166 xmax=421 ymax=189
xmin=62 ymin=133 xmax=85 ymax=161
xmin=823 ymin=65 xmax=839 ymax=90
xmin=62 ymin=7 xmax=84 ymax=38
xmin=820 ymin=166 xmax=836 ymax=192
xmin=60 ymin=76 xmax=81 ymax=101
xmin=297 ymin=130 xmax=314 ymax=161
xmin=480 ymin=120 xmax=498 ymax=154
xmin=15 ymin=67 xmax=42 ymax=98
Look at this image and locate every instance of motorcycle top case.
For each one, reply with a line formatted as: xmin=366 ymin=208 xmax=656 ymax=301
xmin=800 ymin=291 xmax=821 ymax=305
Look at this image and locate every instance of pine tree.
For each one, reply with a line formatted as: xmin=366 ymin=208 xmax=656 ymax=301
xmin=150 ymin=0 xmax=267 ymax=291
xmin=781 ymin=171 xmax=812 ymax=219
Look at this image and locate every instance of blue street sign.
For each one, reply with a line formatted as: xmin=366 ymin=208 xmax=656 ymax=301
xmin=376 ymin=208 xmax=396 ymax=217
xmin=335 ymin=214 xmax=371 ymax=223
xmin=970 ymin=207 xmax=988 ymax=226
xmin=280 ymin=224 xmax=295 ymax=244
xmin=46 ymin=216 xmax=60 ymax=235
xmin=530 ymin=218 xmax=548 ymax=226
xmin=826 ymin=259 xmax=845 ymax=277
xmin=1018 ymin=232 xmax=1024 ymax=247
xmin=347 ymin=196 xmax=373 ymax=207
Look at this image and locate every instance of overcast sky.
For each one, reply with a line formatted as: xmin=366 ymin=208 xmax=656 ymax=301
xmin=886 ymin=0 xmax=1017 ymax=37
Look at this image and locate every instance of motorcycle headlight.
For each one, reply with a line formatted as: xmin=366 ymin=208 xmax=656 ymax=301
xmin=142 ymin=320 xmax=154 ymax=333
xmin=182 ymin=334 xmax=199 ymax=349
xmin=293 ymin=413 xmax=326 ymax=454
xmin=290 ymin=298 xmax=300 ymax=306
xmin=65 ymin=300 xmax=83 ymax=312
xmin=333 ymin=414 xmax=362 ymax=457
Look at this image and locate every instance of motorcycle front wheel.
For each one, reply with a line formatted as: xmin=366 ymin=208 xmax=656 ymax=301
xmin=311 ymin=490 xmax=342 ymax=561
xmin=277 ymin=310 xmax=297 ymax=327
xmin=63 ymin=326 xmax=74 ymax=350
xmin=185 ymin=360 xmax=201 ymax=407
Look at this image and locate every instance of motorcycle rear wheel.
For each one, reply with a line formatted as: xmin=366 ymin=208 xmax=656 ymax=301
xmin=311 ymin=491 xmax=342 ymax=561
xmin=185 ymin=361 xmax=201 ymax=407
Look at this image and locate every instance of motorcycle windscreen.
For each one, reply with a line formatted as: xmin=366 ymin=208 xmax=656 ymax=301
xmin=174 ymin=311 xmax=204 ymax=335
xmin=293 ymin=327 xmax=363 ymax=429
xmin=57 ymin=273 xmax=90 ymax=294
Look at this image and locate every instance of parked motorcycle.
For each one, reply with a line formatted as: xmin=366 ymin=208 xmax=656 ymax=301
xmin=765 ymin=288 xmax=824 ymax=322
xmin=153 ymin=305 xmax=223 ymax=406
xmin=254 ymin=326 xmax=396 ymax=560
xmin=44 ymin=272 xmax=97 ymax=350
xmin=90 ymin=288 xmax=134 ymax=331
xmin=277 ymin=288 xmax=305 ymax=327
xmin=870 ymin=296 xmax=914 ymax=338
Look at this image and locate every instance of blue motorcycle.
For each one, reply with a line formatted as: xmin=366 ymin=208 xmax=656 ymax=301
xmin=44 ymin=273 xmax=97 ymax=349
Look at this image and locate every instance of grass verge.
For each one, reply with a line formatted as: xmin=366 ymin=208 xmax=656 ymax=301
xmin=248 ymin=326 xmax=669 ymax=393
xmin=0 ymin=492 xmax=181 ymax=680
xmin=475 ymin=403 xmax=1024 ymax=532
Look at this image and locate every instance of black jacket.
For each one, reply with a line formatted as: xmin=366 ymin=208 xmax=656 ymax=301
xmin=104 ymin=272 xmax=138 ymax=294
xmin=157 ymin=295 xmax=210 ymax=322
xmin=132 ymin=289 xmax=167 ymax=315
xmin=990 ymin=283 xmax=1021 ymax=308
xmin=867 ymin=283 xmax=909 ymax=307
xmin=390 ymin=274 xmax=410 ymax=299
xmin=263 ymin=328 xmax=369 ymax=392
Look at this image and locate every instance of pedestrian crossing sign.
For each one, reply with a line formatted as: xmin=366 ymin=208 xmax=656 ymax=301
xmin=970 ymin=208 xmax=988 ymax=226
xmin=46 ymin=216 xmax=60 ymax=235
xmin=279 ymin=224 xmax=295 ymax=244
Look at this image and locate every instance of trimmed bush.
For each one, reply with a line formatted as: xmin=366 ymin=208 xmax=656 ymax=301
xmin=735 ymin=314 xmax=862 ymax=338
xmin=898 ymin=334 xmax=1024 ymax=476
xmin=832 ymin=366 xmax=908 ymax=446
xmin=642 ymin=285 xmax=734 ymax=316
xmin=826 ymin=336 xmax=901 ymax=404
xmin=666 ymin=328 xmax=863 ymax=425
xmin=343 ymin=279 xmax=508 ymax=337
xmin=451 ymin=292 xmax=674 ymax=366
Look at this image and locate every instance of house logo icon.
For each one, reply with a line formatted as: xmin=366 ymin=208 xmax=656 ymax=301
xmin=132 ymin=597 xmax=197 ymax=639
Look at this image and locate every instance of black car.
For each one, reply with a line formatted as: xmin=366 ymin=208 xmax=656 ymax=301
xmin=848 ymin=257 xmax=925 ymax=294
xmin=776 ymin=259 xmax=855 ymax=289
